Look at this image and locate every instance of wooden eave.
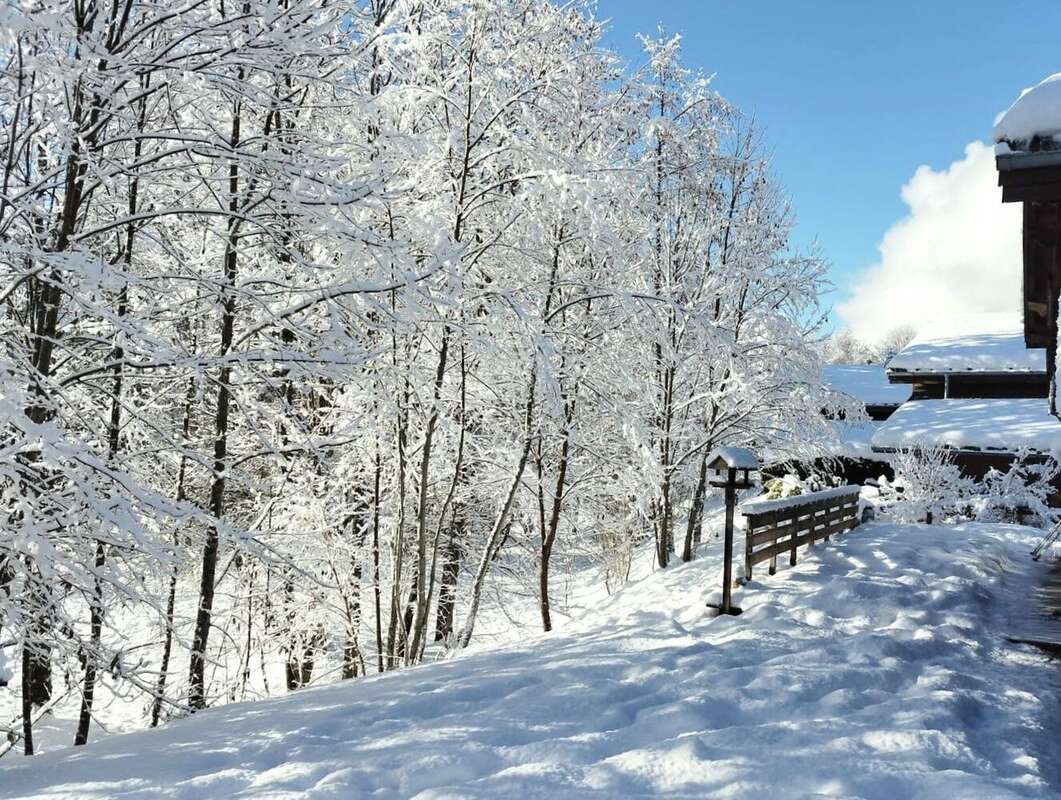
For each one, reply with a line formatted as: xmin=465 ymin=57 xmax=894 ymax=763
xmin=997 ymin=152 xmax=1061 ymax=203
xmin=871 ymin=443 xmax=1051 ymax=457
xmin=885 ymin=369 xmax=1047 ymax=383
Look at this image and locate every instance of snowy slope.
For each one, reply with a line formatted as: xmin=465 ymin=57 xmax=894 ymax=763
xmin=2 ymin=523 xmax=1060 ymax=799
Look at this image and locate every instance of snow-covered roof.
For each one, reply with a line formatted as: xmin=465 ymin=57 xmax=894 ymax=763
xmin=871 ymin=398 xmax=1061 ymax=455
xmin=707 ymin=446 xmax=759 ymax=470
xmin=823 ymin=365 xmax=911 ymax=406
xmin=829 ymin=420 xmax=887 ymax=461
xmin=886 ymin=312 xmax=1045 ymax=375
xmin=994 ymin=73 xmax=1061 ymax=152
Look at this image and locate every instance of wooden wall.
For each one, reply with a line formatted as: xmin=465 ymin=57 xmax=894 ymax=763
xmin=1023 ymin=201 xmax=1061 ymax=350
xmin=901 ymin=374 xmax=1049 ymax=400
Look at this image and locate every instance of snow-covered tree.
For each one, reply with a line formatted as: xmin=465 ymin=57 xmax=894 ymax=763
xmin=0 ymin=0 xmax=851 ymax=752
xmin=890 ymin=445 xmax=973 ymax=525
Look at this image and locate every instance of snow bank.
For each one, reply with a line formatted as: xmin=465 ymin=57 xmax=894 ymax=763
xmin=872 ymin=398 xmax=1061 ymax=455
xmin=4 ymin=523 xmax=1058 ymax=799
xmin=995 ymin=73 xmax=1061 ymax=149
xmin=887 ymin=312 xmax=1045 ymax=375
xmin=740 ymin=484 xmax=860 ymax=516
xmin=823 ymin=364 xmax=910 ymax=406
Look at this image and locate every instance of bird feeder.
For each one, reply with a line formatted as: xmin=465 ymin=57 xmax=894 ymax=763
xmin=705 ymin=447 xmax=759 ymax=616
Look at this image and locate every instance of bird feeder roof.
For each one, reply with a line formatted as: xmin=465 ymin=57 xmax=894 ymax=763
xmin=706 ymin=447 xmax=759 ymax=471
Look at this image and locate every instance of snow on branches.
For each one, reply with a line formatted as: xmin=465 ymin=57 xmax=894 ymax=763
xmin=0 ymin=0 xmax=839 ymax=752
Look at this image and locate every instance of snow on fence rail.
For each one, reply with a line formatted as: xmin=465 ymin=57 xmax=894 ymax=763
xmin=740 ymin=485 xmax=861 ymax=582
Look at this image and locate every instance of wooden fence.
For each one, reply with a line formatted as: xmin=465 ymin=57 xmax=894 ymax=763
xmin=741 ymin=486 xmax=861 ymax=583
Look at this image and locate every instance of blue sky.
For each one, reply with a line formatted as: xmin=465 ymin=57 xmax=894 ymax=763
xmin=597 ymin=0 xmax=1061 ymax=331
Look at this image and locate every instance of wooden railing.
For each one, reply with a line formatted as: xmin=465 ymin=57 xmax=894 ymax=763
xmin=741 ymin=485 xmax=861 ymax=583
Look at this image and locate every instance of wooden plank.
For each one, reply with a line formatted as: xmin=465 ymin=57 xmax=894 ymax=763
xmin=753 ymin=528 xmax=828 ymax=565
xmin=750 ymin=518 xmax=804 ymax=547
xmin=998 ymin=162 xmax=1061 ymax=188
xmin=742 ymin=488 xmax=861 ymax=580
xmin=747 ymin=502 xmax=857 ymax=545
xmin=1003 ymin=183 xmax=1061 ymax=203
xmin=808 ymin=508 xmax=858 ymax=544
xmin=748 ymin=504 xmax=856 ymax=548
xmin=816 ymin=516 xmax=857 ymax=543
xmin=749 ymin=515 xmax=858 ymax=566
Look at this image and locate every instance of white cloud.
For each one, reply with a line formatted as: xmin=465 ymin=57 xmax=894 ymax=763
xmin=836 ymin=141 xmax=1022 ymax=343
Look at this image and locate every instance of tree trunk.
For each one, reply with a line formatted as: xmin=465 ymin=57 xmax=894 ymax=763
xmin=456 ymin=368 xmax=538 ymax=649
xmin=405 ymin=331 xmax=449 ymax=665
xmin=340 ymin=494 xmax=370 ymax=680
xmin=682 ymin=452 xmax=710 ymax=563
xmin=540 ymin=388 xmax=573 ymax=633
xmin=434 ymin=520 xmax=462 ymax=642
xmin=409 ymin=338 xmax=467 ymax=662
xmin=73 ymin=541 xmax=106 ymax=746
xmin=285 ymin=627 xmax=321 ymax=690
xmin=151 ymin=375 xmax=196 ymax=727
xmin=371 ymin=446 xmax=384 ymax=673
xmin=189 ymin=97 xmax=242 ymax=711
xmin=385 ymin=378 xmax=410 ymax=668
xmin=75 ymin=63 xmax=151 ymax=742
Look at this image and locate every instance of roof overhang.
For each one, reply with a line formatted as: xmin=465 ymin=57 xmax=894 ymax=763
xmin=886 ymin=369 xmax=1048 ymax=383
xmin=997 ymin=151 xmax=1061 ymax=203
xmin=871 ymin=444 xmax=1051 ymax=459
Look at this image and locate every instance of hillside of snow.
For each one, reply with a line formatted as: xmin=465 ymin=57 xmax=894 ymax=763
xmin=3 ymin=522 xmax=1060 ymax=799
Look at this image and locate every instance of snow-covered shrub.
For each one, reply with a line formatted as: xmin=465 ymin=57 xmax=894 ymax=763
xmin=971 ymin=449 xmax=1060 ymax=526
xmin=763 ymin=471 xmax=840 ymax=501
xmin=597 ymin=525 xmax=634 ymax=595
xmin=889 ymin=444 xmax=973 ymax=524
xmin=763 ymin=474 xmax=803 ymax=500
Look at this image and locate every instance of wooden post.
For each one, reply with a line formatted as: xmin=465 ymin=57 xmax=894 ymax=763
xmin=789 ymin=512 xmax=799 ymax=567
xmin=743 ymin=515 xmax=753 ymax=584
xmin=706 ymin=449 xmax=756 ymax=617
xmin=1048 ymin=275 xmax=1058 ymax=419
xmin=721 ymin=469 xmax=736 ymax=614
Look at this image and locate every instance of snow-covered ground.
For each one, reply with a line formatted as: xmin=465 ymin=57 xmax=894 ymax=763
xmin=3 ymin=521 xmax=1060 ymax=799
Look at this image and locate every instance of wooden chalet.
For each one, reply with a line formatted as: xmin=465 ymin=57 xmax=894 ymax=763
xmin=995 ymin=75 xmax=1061 ymax=414
xmin=994 ymin=74 xmax=1061 ymax=649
